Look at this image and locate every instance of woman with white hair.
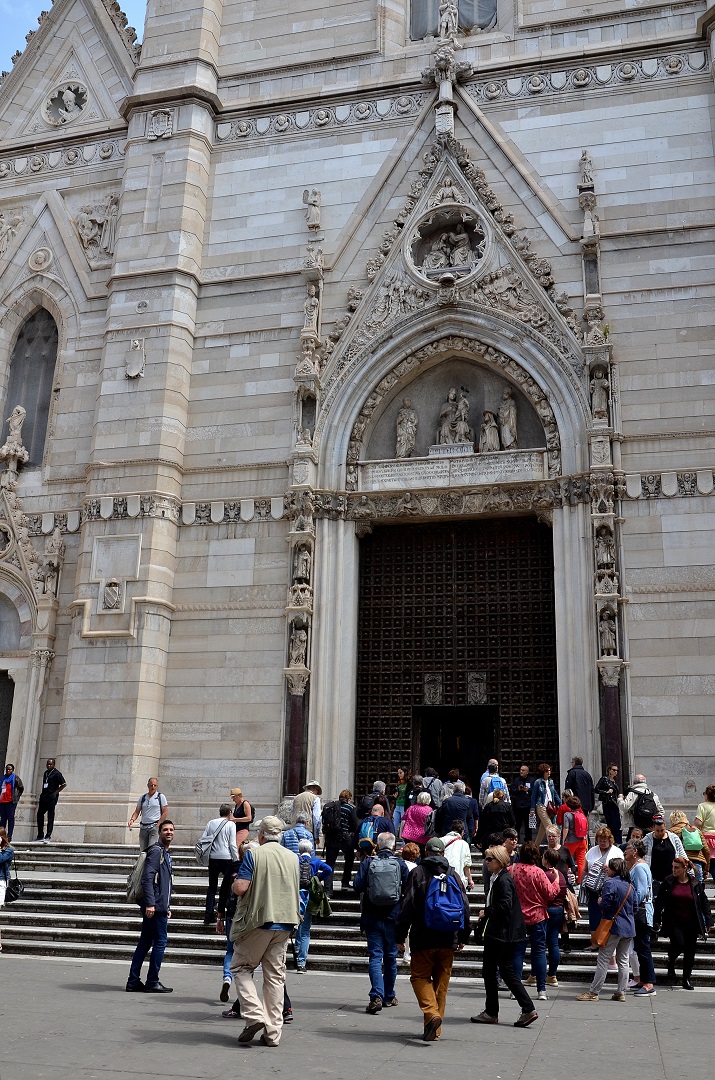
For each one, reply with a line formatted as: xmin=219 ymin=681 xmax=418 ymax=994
xmin=400 ymin=791 xmax=433 ymax=853
xmin=294 ymin=839 xmax=332 ymax=973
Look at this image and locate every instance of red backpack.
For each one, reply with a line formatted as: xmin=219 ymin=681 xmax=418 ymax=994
xmin=573 ymin=809 xmax=588 ymax=839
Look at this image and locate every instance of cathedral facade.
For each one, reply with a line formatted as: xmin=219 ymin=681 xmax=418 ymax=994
xmin=0 ymin=0 xmax=713 ymax=838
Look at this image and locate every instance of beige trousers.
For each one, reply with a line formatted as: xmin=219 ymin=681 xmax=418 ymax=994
xmin=230 ymin=928 xmax=291 ymax=1044
xmin=534 ymin=804 xmax=552 ymax=845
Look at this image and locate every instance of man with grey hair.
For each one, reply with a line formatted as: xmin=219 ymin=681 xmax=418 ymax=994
xmin=618 ymin=774 xmax=664 ymax=834
xmin=436 ymin=781 xmax=475 ymax=836
xmin=230 ymin=816 xmax=300 ymax=1046
xmin=358 ymin=780 xmax=387 ymax=821
xmin=353 ymin=830 xmax=409 ymax=1013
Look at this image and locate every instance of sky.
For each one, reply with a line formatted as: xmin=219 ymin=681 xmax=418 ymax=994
xmin=1 ymin=0 xmax=147 ymax=74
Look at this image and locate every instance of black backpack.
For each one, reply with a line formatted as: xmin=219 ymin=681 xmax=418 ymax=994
xmin=358 ymin=793 xmax=376 ymax=819
xmin=629 ymin=787 xmax=658 ymax=830
xmin=299 ymin=855 xmax=312 ymax=891
xmin=322 ymin=800 xmax=342 ymax=833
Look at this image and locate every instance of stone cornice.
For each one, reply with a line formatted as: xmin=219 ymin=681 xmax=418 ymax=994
xmin=0 ymin=139 xmax=125 ymax=183
xmin=121 ymin=86 xmax=222 ymax=121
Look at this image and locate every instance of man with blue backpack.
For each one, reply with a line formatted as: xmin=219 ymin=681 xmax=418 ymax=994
xmin=395 ymin=836 xmax=471 ymax=1042
xmin=353 ymin=832 xmax=409 ymax=1014
xmin=478 ymin=761 xmax=512 ymax=810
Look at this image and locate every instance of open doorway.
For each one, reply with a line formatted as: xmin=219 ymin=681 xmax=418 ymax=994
xmin=412 ymin=705 xmax=499 ymax=792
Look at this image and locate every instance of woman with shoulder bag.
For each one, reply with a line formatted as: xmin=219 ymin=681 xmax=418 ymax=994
xmin=653 ymin=855 xmax=714 ymax=989
xmin=576 ymin=856 xmax=636 ymax=1002
xmin=582 ymin=826 xmax=622 ymax=938
xmin=624 ymin=839 xmax=656 ymax=995
xmin=0 ymin=826 xmax=15 ymax=950
xmin=530 ymin=763 xmax=561 ymax=846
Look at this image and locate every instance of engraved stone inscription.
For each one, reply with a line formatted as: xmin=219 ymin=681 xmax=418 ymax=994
xmin=361 ymin=451 xmax=547 ymax=491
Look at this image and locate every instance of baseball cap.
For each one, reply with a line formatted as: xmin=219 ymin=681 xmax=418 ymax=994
xmin=425 ymin=837 xmax=445 ymax=854
xmin=652 ymin=814 xmax=665 ymax=824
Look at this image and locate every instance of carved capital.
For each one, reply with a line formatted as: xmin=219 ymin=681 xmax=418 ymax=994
xmin=285 ymin=667 xmax=310 ymax=697
xmin=31 ymin=648 xmax=55 ymax=670
xmin=598 ymin=658 xmax=623 ymax=688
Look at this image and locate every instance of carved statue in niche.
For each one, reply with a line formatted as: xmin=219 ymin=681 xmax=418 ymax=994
xmin=302 ymin=189 xmax=321 ymax=231
xmin=41 ymin=526 xmax=65 ymax=596
xmin=498 ymin=387 xmax=518 ymax=450
xmin=294 ymin=543 xmax=312 ymax=583
xmin=478 ymin=410 xmax=500 ymax=454
xmin=303 ymin=284 xmax=320 ymax=333
xmin=103 ymin=579 xmax=122 ymax=610
xmin=296 ymin=426 xmax=312 ymax=447
xmin=595 ymin=525 xmax=616 ymax=567
xmin=437 ymin=387 xmax=473 ymax=446
xmin=289 ymin=623 xmax=308 ymax=667
xmin=412 ymin=210 xmax=485 ymax=280
xmin=599 ymin=609 xmax=617 ymax=656
xmin=590 ymin=368 xmax=609 ymax=421
xmin=395 ymin=398 xmax=418 ymax=459
xmin=579 ymin=150 xmax=594 ymax=187
xmin=0 ymin=405 xmax=29 ymax=488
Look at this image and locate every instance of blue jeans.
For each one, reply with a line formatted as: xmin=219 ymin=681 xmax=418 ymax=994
xmin=128 ymin=912 xmax=168 ymax=986
xmin=365 ymin=922 xmax=397 ymax=1002
xmin=546 ymin=906 xmax=562 ymax=976
xmin=513 ymin=919 xmax=547 ymax=992
xmin=223 ymin=916 xmax=234 ymax=982
xmin=393 ymin=807 xmax=405 ymax=830
xmin=295 ymin=911 xmax=313 ymax=968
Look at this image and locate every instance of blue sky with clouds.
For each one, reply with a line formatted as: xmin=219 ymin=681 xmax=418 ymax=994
xmin=1 ymin=0 xmax=147 ymax=74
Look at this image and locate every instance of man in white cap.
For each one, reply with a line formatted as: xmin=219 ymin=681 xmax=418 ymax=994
xmin=291 ymin=780 xmax=322 ymax=841
xmin=230 ymin=815 xmax=300 ymax=1046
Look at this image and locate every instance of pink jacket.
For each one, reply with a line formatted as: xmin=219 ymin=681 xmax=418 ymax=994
xmin=510 ymin=863 xmax=560 ymax=925
xmin=400 ymin=803 xmax=432 ymax=844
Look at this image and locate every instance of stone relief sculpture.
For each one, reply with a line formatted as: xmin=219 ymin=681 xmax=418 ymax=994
xmin=595 ymin=525 xmax=616 ymax=567
xmin=438 ymin=0 xmax=459 ymax=43
xmin=41 ymin=526 xmax=65 ymax=596
xmin=294 ymin=543 xmax=312 ymax=582
xmin=590 ymin=368 xmax=609 ymax=421
xmin=303 ymin=284 xmax=320 ymax=333
xmin=43 ymin=84 xmax=87 ymax=126
xmin=147 ymin=109 xmax=173 ymax=141
xmin=599 ymin=609 xmax=617 ymax=656
xmin=396 ymin=492 xmax=420 ymax=515
xmin=74 ymin=194 xmax=119 ymax=265
xmin=579 ymin=150 xmax=594 ymax=187
xmin=296 ymin=426 xmax=313 ymax=447
xmin=102 ymin=579 xmax=122 ymax=610
xmin=302 ymin=189 xmax=321 ymax=231
xmin=395 ymin=398 xmax=418 ymax=458
xmin=289 ymin=623 xmax=308 ymax=667
xmin=0 ymin=405 xmax=29 ymax=488
xmin=478 ymin=410 xmax=500 ymax=453
xmin=303 ymin=243 xmax=323 ymax=272
xmin=0 ymin=210 xmax=23 ymax=258
xmin=498 ymin=387 xmax=518 ymax=450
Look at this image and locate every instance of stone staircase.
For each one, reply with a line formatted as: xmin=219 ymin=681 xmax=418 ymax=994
xmin=3 ymin=842 xmax=714 ymax=984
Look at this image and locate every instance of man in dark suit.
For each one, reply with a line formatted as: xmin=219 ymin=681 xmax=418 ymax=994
xmin=564 ymin=757 xmax=595 ymax=814
xmin=435 ymin=781 xmax=475 ymax=837
xmin=126 ymin=820 xmax=174 ymax=993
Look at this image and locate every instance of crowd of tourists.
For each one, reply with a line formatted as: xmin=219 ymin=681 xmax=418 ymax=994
xmin=113 ymin=760 xmax=714 ymax=1046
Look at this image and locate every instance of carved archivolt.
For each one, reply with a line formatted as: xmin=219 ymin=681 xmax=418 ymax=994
xmin=344 ymin=335 xmax=562 ymax=490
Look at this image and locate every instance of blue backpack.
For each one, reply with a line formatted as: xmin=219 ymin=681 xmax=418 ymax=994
xmin=424 ymin=873 xmax=464 ymax=933
xmin=359 ymin=818 xmax=376 ymax=843
xmin=488 ymin=776 xmax=507 ymax=796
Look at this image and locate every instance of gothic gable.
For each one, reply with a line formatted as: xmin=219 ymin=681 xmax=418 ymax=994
xmin=0 ymin=0 xmax=138 ymax=146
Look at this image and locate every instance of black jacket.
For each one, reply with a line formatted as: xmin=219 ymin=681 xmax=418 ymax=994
xmin=475 ymin=802 xmax=516 ymax=850
xmin=595 ymin=775 xmax=619 ymax=805
xmin=564 ymin=765 xmax=595 ymax=814
xmin=653 ymin=874 xmax=713 ymax=938
xmin=483 ymin=867 xmax=527 ymax=944
xmin=510 ymin=775 xmax=535 ymax=811
xmin=436 ymin=794 xmax=474 ymax=837
xmin=324 ymin=799 xmax=358 ymax=841
xmin=395 ymin=854 xmax=471 ymax=952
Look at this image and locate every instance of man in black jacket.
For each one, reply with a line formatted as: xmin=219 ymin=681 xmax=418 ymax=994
xmin=126 ymin=820 xmax=174 ymax=993
xmin=564 ymin=757 xmax=595 ymax=814
xmin=435 ymin=782 xmax=475 ymax=837
xmin=395 ymin=837 xmax=471 ymax=1041
xmin=323 ymin=788 xmax=358 ymax=890
xmin=35 ymin=758 xmax=66 ymax=843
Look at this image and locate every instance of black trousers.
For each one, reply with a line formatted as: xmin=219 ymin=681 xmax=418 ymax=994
xmin=205 ymin=858 xmax=234 ymax=920
xmin=513 ymin=807 xmax=532 ymax=842
xmin=602 ymin=801 xmax=622 ymax=844
xmin=667 ymin=920 xmax=699 ymax=980
xmin=325 ymin=837 xmax=355 ymax=885
xmin=482 ymin=938 xmax=534 ymax=1018
xmin=37 ymin=795 xmax=58 ymax=839
xmin=633 ymin=910 xmax=656 ymax=985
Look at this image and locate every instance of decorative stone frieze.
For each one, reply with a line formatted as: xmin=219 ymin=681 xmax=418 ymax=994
xmin=0 ymin=140 xmax=124 ymax=182
xmin=622 ymin=470 xmax=715 ymax=499
xmin=465 ymin=51 xmax=710 ymax=106
xmin=82 ymin=494 xmax=181 ymax=524
xmin=214 ymin=92 xmax=432 ymax=144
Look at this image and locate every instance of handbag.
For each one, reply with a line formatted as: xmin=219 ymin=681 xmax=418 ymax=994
xmin=564 ymin=889 xmax=580 ymax=924
xmin=581 ymin=860 xmax=605 ymax=896
xmin=5 ymin=858 xmax=24 ymax=904
xmin=590 ymin=883 xmax=632 ymax=948
xmin=528 ymin=810 xmax=537 ymax=831
xmin=473 ymin=913 xmax=489 ymax=944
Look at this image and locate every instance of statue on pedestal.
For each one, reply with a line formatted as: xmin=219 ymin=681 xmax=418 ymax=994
xmin=478 ymin=410 xmax=500 ymax=453
xmin=498 ymin=387 xmax=518 ymax=450
xmin=395 ymin=398 xmax=418 ymax=459
xmin=0 ymin=405 xmax=29 ymax=488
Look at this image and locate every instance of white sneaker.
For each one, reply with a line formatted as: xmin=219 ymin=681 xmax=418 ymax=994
xmin=537 ymin=991 xmax=548 ymax=1001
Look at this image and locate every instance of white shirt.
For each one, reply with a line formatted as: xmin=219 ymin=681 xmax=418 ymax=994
xmin=440 ymin=831 xmax=472 ymax=884
xmin=199 ymin=816 xmax=239 ymax=861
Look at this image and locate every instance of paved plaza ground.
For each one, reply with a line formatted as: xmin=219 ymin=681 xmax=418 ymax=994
xmin=3 ymin=955 xmax=714 ymax=1079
